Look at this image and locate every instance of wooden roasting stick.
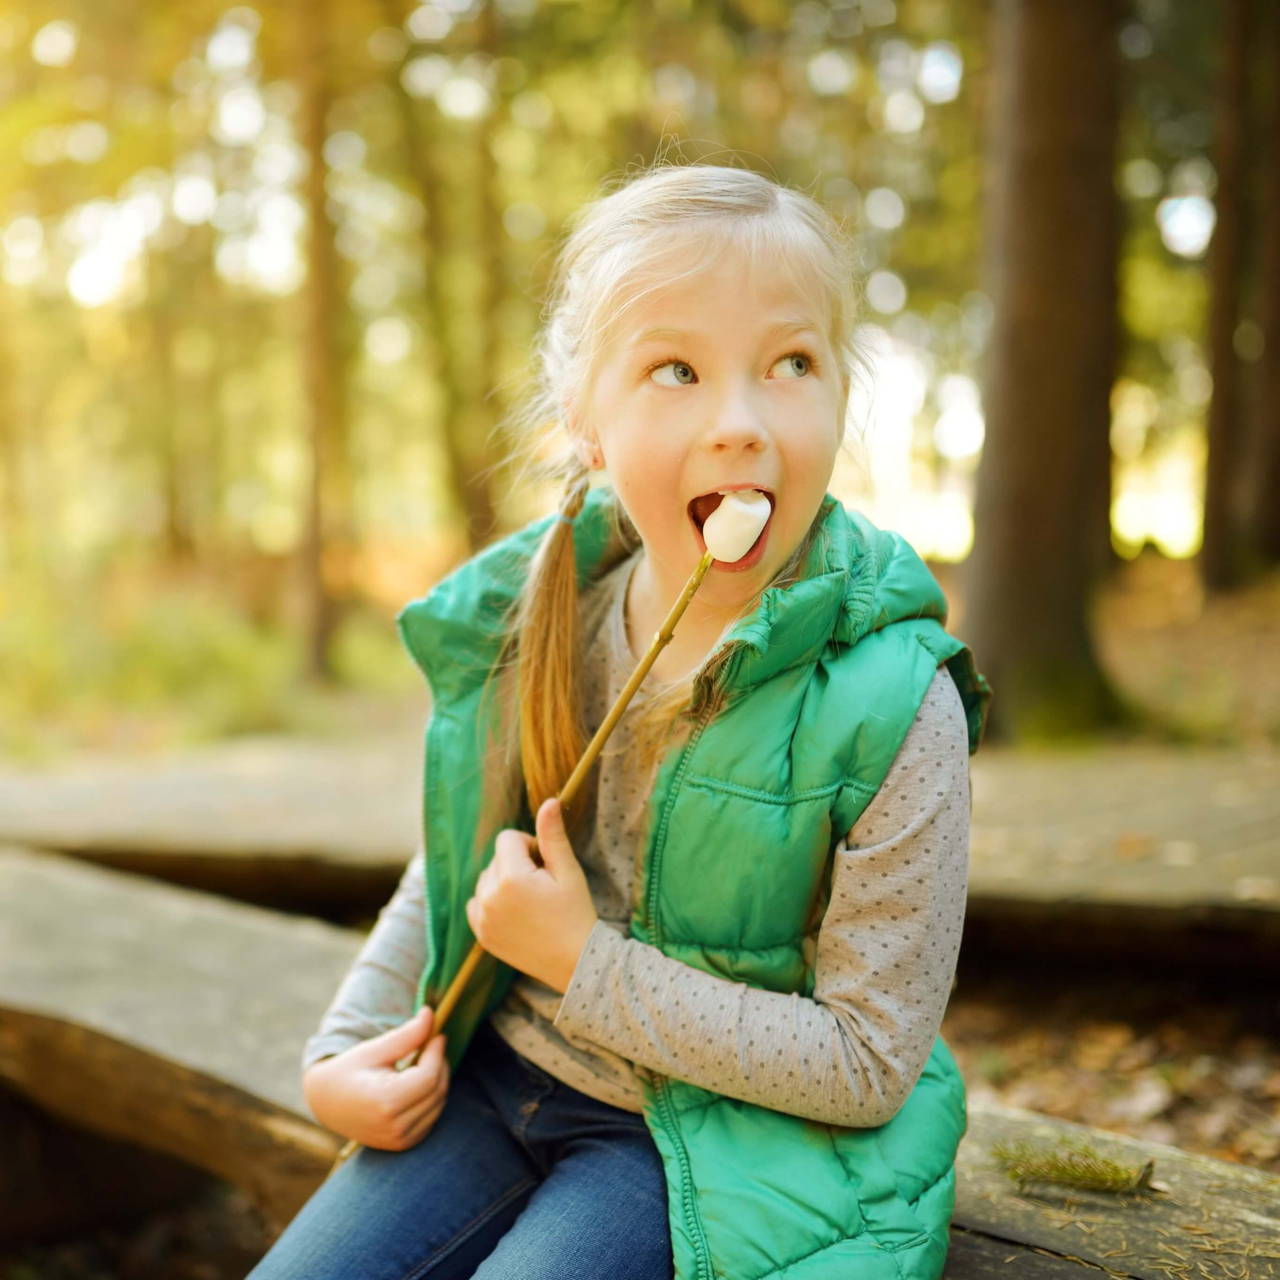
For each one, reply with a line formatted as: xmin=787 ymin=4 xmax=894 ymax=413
xmin=326 ymin=547 xmax=718 ymax=1174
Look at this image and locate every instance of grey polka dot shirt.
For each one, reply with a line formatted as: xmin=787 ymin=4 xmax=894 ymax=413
xmin=303 ymin=549 xmax=972 ymax=1128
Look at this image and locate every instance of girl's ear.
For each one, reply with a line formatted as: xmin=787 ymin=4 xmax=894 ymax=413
xmin=564 ymin=400 xmax=602 ymax=470
xmin=573 ymin=436 xmax=603 ymax=470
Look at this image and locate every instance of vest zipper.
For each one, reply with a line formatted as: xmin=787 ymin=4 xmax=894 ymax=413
xmin=643 ymin=696 xmax=718 ymax=1280
xmin=415 ymin=709 xmax=441 ymax=1012
xmin=642 ymin=694 xmax=714 ymax=947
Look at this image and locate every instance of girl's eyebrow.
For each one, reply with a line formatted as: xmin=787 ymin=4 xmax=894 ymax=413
xmin=628 ymin=318 xmax=819 ymax=349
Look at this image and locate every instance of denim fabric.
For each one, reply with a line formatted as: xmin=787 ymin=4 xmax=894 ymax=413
xmin=246 ymin=1019 xmax=673 ymax=1280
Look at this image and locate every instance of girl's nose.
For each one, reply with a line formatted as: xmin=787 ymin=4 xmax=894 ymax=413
xmin=704 ymin=383 xmax=770 ymax=453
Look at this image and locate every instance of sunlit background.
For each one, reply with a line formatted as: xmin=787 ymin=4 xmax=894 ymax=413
xmin=2 ymin=12 xmax=1279 ymax=1269
xmin=0 ymin=0 xmax=1270 ymax=757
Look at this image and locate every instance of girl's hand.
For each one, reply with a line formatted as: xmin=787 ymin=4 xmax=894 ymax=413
xmin=302 ymin=1007 xmax=450 ymax=1151
xmin=466 ymin=796 xmax=599 ymax=994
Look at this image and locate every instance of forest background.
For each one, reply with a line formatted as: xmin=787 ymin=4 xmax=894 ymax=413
xmin=3 ymin=3 xmax=1280 ymax=1274
xmin=1 ymin=0 xmax=1277 ymax=758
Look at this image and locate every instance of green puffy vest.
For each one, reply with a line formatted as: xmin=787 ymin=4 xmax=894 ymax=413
xmin=396 ymin=487 xmax=992 ymax=1280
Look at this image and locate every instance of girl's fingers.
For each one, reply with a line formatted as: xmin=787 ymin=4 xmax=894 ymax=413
xmin=386 ymin=1034 xmax=449 ymax=1112
xmin=351 ymin=1005 xmax=435 ymax=1070
xmin=395 ymin=1082 xmax=449 ymax=1146
xmin=489 ymin=838 xmax=522 ymax=878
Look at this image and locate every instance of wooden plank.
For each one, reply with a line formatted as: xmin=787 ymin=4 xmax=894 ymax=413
xmin=955 ymin=1105 xmax=1280 ymax=1280
xmin=0 ymin=1007 xmax=338 ymax=1232
xmin=0 ymin=845 xmax=363 ymax=1115
xmin=967 ymin=746 xmax=1280 ymax=914
xmin=0 ymin=845 xmax=360 ymax=1227
xmin=1 ymin=740 xmax=1276 ymax=923
xmin=944 ymin=1226 xmax=1111 ymax=1277
xmin=0 ymin=738 xmax=419 ymax=917
xmin=0 ymin=735 xmax=422 ymax=867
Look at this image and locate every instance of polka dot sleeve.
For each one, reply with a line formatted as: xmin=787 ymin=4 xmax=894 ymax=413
xmin=300 ymin=844 xmax=426 ymax=1074
xmin=552 ymin=665 xmax=972 ymax=1127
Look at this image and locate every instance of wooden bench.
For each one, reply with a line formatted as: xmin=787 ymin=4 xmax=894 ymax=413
xmin=4 ymin=738 xmax=1277 ymax=977
xmin=2 ymin=844 xmax=1277 ymax=1274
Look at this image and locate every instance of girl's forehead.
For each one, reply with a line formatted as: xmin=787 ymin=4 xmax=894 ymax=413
xmin=612 ymin=244 xmax=829 ymax=333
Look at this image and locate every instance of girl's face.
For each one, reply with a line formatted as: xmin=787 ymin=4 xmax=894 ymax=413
xmin=569 ymin=239 xmax=847 ymax=618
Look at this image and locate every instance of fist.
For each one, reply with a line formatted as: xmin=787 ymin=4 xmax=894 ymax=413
xmin=302 ymin=1006 xmax=450 ymax=1151
xmin=466 ymin=797 xmax=599 ymax=993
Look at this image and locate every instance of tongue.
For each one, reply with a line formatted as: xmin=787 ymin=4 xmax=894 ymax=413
xmin=690 ymin=493 xmax=724 ymax=527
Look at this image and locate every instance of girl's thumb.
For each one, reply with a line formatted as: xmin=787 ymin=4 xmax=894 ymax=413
xmin=535 ymin=797 xmax=571 ymax=868
xmin=364 ymin=1007 xmax=434 ymax=1064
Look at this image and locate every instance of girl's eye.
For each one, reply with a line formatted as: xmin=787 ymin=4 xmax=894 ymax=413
xmin=648 ymin=359 xmax=697 ymax=387
xmin=771 ymin=351 xmax=814 ymax=378
xmin=647 ymin=350 xmax=817 ymax=386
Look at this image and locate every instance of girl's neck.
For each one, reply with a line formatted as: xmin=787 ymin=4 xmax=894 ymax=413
xmin=623 ymin=551 xmax=746 ymax=681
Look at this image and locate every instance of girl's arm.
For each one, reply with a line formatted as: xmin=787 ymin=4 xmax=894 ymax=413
xmin=300 ymin=844 xmax=427 ymax=1074
xmin=553 ymin=665 xmax=971 ymax=1128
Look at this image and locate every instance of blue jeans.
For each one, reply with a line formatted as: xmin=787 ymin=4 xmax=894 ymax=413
xmin=246 ymin=1018 xmax=673 ymax=1279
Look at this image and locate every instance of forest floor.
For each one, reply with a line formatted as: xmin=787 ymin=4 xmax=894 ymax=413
xmin=932 ymin=547 xmax=1280 ymax=746
xmin=1092 ymin=549 xmax=1280 ymax=745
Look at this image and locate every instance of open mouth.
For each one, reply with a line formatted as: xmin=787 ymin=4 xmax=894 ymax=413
xmin=687 ymin=488 xmax=775 ymax=531
xmin=687 ymin=488 xmax=776 ymax=565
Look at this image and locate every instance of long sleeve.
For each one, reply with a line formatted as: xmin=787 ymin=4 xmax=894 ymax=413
xmin=300 ymin=844 xmax=426 ymax=1073
xmin=553 ymin=664 xmax=971 ymax=1128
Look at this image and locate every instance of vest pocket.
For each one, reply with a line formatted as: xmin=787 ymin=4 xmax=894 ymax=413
xmin=659 ymin=778 xmax=836 ymax=964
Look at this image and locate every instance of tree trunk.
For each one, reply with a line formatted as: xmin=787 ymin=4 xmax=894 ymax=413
xmin=1200 ymin=0 xmax=1253 ymax=590
xmin=379 ymin=0 xmax=483 ymax=556
xmin=1246 ymin=4 xmax=1280 ymax=564
xmin=297 ymin=0 xmax=349 ymax=680
xmin=468 ymin=0 xmax=505 ymax=545
xmin=191 ymin=231 xmax=227 ymax=566
xmin=963 ymin=0 xmax=1126 ymax=743
xmin=1086 ymin=32 xmax=1128 ymax=590
xmin=146 ymin=251 xmax=193 ymax=564
xmin=0 ymin=280 xmax=23 ymax=572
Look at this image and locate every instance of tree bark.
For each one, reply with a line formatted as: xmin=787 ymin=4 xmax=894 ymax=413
xmin=1200 ymin=0 xmax=1253 ymax=590
xmin=963 ymin=0 xmax=1126 ymax=742
xmin=468 ymin=0 xmax=506 ymax=545
xmin=145 ymin=250 xmax=194 ymax=563
xmin=379 ymin=0 xmax=488 ymax=556
xmin=0 ymin=280 xmax=22 ymax=572
xmin=1085 ymin=26 xmax=1128 ymax=590
xmin=1245 ymin=3 xmax=1280 ymax=564
xmin=297 ymin=0 xmax=350 ymax=680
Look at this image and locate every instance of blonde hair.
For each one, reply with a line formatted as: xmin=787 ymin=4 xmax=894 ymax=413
xmin=491 ymin=158 xmax=868 ymax=824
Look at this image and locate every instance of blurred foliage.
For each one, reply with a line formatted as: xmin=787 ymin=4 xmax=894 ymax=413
xmin=0 ymin=561 xmax=417 ymax=761
xmin=0 ymin=0 xmax=1263 ymax=756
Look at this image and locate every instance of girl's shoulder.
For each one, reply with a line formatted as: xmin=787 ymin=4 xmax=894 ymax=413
xmin=923 ymin=661 xmax=965 ymax=712
xmin=916 ymin=662 xmax=971 ymax=749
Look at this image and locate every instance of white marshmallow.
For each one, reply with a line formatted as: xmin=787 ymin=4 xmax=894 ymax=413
xmin=702 ymin=490 xmax=772 ymax=562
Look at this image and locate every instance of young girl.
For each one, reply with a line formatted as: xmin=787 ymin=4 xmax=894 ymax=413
xmin=248 ymin=162 xmax=991 ymax=1280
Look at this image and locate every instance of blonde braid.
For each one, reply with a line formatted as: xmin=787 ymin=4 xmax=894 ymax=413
xmin=513 ymin=465 xmax=593 ymax=819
